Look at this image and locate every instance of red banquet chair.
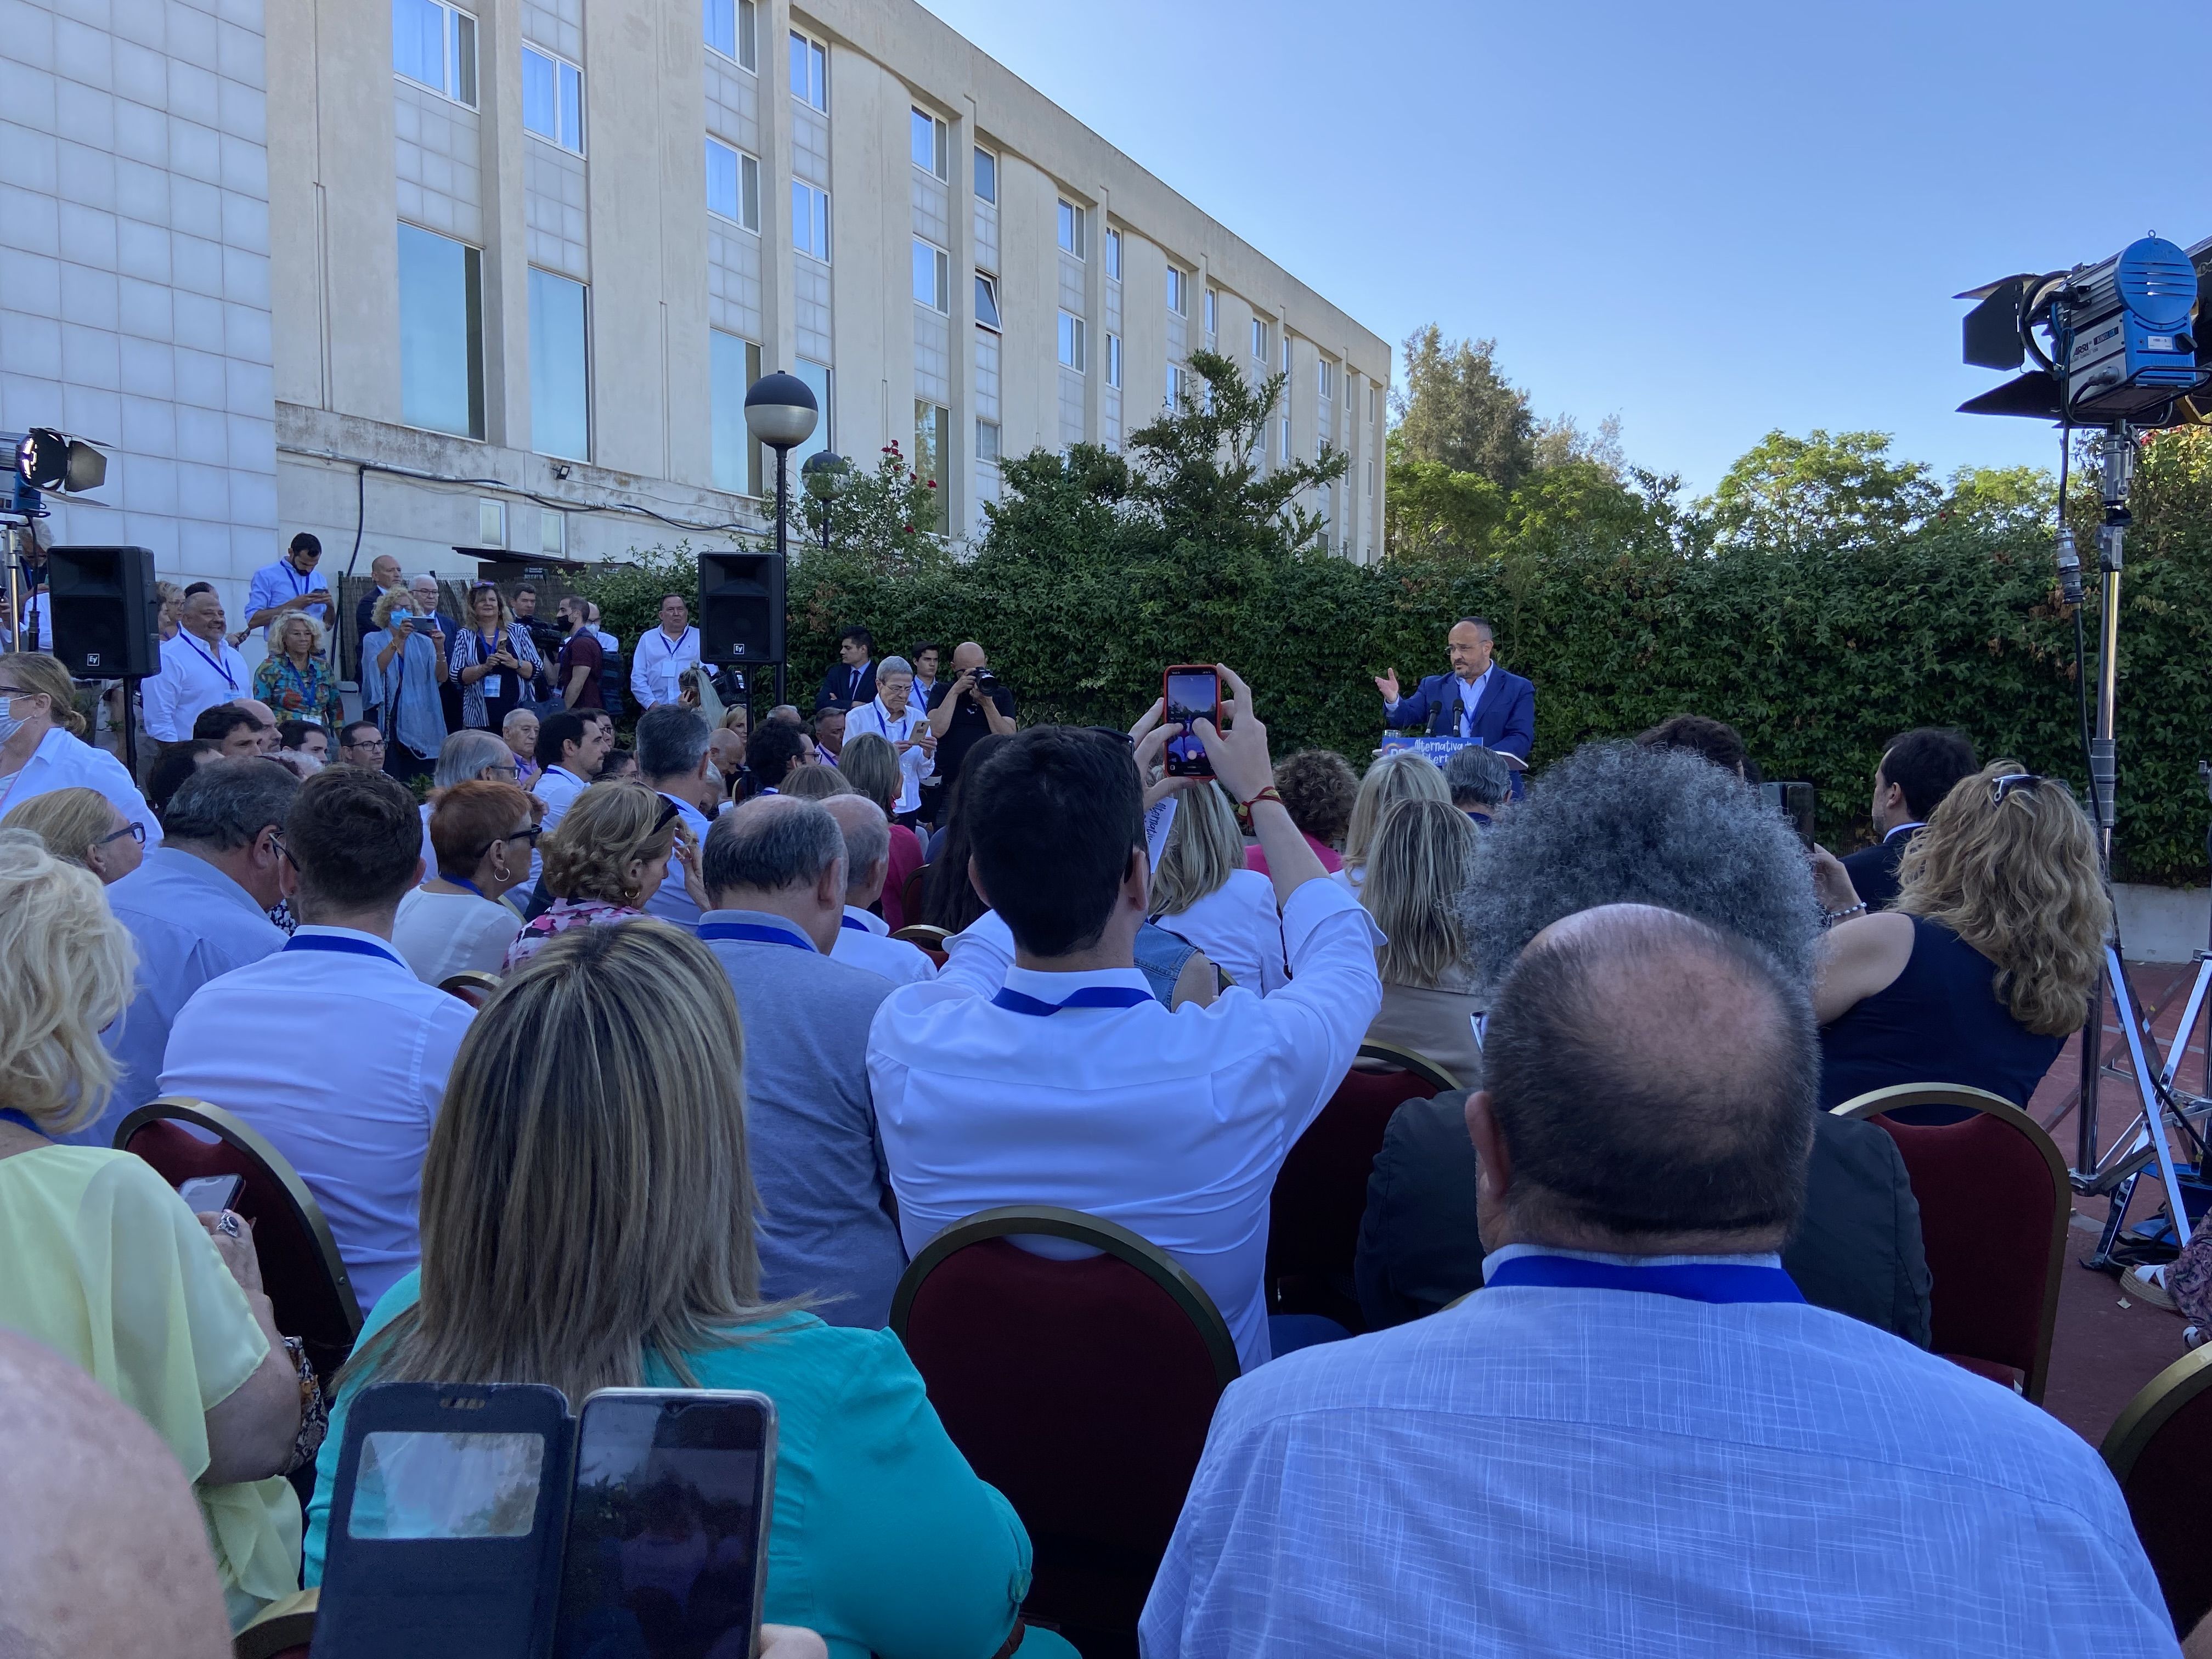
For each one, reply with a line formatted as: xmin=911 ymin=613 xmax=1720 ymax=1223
xmin=890 ymin=1205 xmax=1239 ymax=1657
xmin=1266 ymin=1041 xmax=1462 ymax=1330
xmin=2103 ymin=1345 xmax=2212 ymax=1638
xmin=1832 ymin=1082 xmax=2069 ymax=1402
xmin=115 ymin=1098 xmax=364 ymax=1382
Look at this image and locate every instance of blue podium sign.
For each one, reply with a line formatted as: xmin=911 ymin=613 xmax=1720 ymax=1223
xmin=1378 ymin=733 xmax=1527 ymax=772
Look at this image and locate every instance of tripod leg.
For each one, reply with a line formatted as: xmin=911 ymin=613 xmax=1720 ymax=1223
xmin=2109 ymin=946 xmax=2196 ymax=1247
xmin=2077 ymin=975 xmax=2104 ymax=1174
xmin=2090 ymin=1170 xmax=2143 ymax=1271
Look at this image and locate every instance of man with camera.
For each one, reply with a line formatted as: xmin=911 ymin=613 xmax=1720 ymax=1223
xmin=923 ymin=641 xmax=1016 ymax=824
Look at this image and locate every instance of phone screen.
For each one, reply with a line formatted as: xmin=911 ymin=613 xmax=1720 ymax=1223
xmin=1163 ymin=668 xmax=1220 ymax=777
xmin=556 ymin=1393 xmax=772 ymax=1659
xmin=178 ymin=1173 xmax=244 ymax=1214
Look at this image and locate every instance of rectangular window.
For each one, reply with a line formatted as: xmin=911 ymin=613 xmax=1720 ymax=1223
xmin=1056 ymin=199 xmax=1086 ymax=260
xmin=1106 ymin=332 xmax=1121 ymax=388
xmin=795 ymin=358 xmax=832 ymax=448
xmin=1165 ymin=267 xmax=1186 ymax=315
xmin=703 ymin=0 xmax=756 ymax=70
xmin=789 ymin=30 xmax=826 ymax=110
xmin=792 ymin=181 xmax=830 ymax=261
xmin=1280 ymin=416 xmax=1291 ymax=459
xmin=1252 ymin=318 xmax=1268 ymax=360
xmin=1366 ymin=457 xmax=1374 ymax=495
xmin=1057 ymin=311 xmax=1086 ymax=371
xmin=912 ymin=239 xmax=949 ymax=311
xmin=478 ymin=498 xmax=506 ymax=546
xmin=1104 ymin=227 xmax=1121 ymax=280
xmin=540 ymin=509 xmax=566 ymax=555
xmin=1281 ymin=337 xmax=1289 ymax=374
xmin=394 ymin=0 xmax=477 ymax=106
xmin=1166 ymin=363 xmax=1184 ymax=407
xmin=973 ymin=145 xmax=996 ymax=202
xmin=522 ymin=46 xmax=583 ymax=153
xmin=1369 ymin=385 xmax=1378 ymax=422
xmin=710 ymin=330 xmax=763 ymax=495
xmin=1203 ymin=289 xmax=1216 ymax=334
xmin=528 ymin=266 xmax=589 ymax=460
xmin=974 ymin=273 xmax=1001 ymax=330
xmin=1318 ymin=359 xmax=1335 ymax=399
xmin=913 ymin=400 xmax=948 ymax=533
xmin=397 ymin=222 xmax=483 ymax=439
xmin=976 ymin=418 xmax=1001 ymax=462
xmin=705 ymin=139 xmax=760 ymax=230
xmin=910 ymin=108 xmax=947 ymax=179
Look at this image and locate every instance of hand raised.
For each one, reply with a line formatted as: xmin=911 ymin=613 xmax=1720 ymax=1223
xmin=1374 ymin=668 xmax=1401 ymax=705
xmin=1193 ymin=664 xmax=1273 ymax=803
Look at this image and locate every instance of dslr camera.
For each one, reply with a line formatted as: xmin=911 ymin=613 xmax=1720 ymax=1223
xmin=968 ymin=667 xmax=1002 ymax=695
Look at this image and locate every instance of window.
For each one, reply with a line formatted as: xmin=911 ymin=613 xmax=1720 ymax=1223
xmin=973 ymin=146 xmax=997 ymax=202
xmin=976 ymin=418 xmax=1001 ymax=462
xmin=789 ymin=31 xmax=826 ymax=110
xmin=1056 ymin=199 xmax=1086 ymax=259
xmin=1280 ymin=337 xmax=1289 ymax=374
xmin=1203 ymin=289 xmax=1216 ymax=334
xmin=394 ymin=0 xmax=477 ymax=106
xmin=528 ymin=267 xmax=589 ymax=460
xmin=710 ymin=330 xmax=763 ymax=495
xmin=1104 ymin=227 xmax=1121 ymax=280
xmin=478 ymin=499 xmax=506 ymax=546
xmin=706 ymin=139 xmax=759 ymax=230
xmin=397 ymin=223 xmax=483 ymax=438
xmin=1368 ymin=386 xmax=1378 ymax=423
xmin=1251 ymin=318 xmax=1268 ymax=360
xmin=1057 ymin=311 xmax=1086 ymax=371
xmin=1166 ymin=363 xmax=1185 ymax=406
xmin=910 ymin=108 xmax=947 ymax=179
xmin=791 ymin=181 xmax=830 ymax=261
xmin=974 ymin=273 xmax=1001 ymax=330
xmin=1318 ymin=359 xmax=1335 ymax=399
xmin=1280 ymin=416 xmax=1291 ymax=459
xmin=794 ymin=358 xmax=832 ymax=447
xmin=1365 ymin=458 xmax=1374 ymax=496
xmin=540 ymin=509 xmax=566 ymax=556
xmin=913 ymin=400 xmax=948 ymax=533
xmin=1165 ymin=267 xmax=1186 ymax=315
xmin=703 ymin=0 xmax=755 ymax=69
xmin=1106 ymin=332 xmax=1121 ymax=388
xmin=522 ymin=46 xmax=582 ymax=153
xmin=912 ymin=239 xmax=949 ymax=311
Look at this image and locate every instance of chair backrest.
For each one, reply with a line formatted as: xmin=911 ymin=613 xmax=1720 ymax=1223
xmin=889 ymin=922 xmax=951 ymax=950
xmin=1833 ymin=1082 xmax=2068 ymax=1402
xmin=890 ymin=1205 xmax=1237 ymax=1637
xmin=900 ymin=862 xmax=928 ymax=925
xmin=2103 ymin=1346 xmax=2212 ymax=1637
xmin=116 ymin=1098 xmax=364 ymax=1380
xmin=1266 ymin=1043 xmax=1459 ymax=1314
xmin=437 ymin=970 xmax=500 ymax=1008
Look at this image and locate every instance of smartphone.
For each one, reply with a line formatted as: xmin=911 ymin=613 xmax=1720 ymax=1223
xmin=1760 ymin=780 xmax=1818 ymax=849
xmin=1162 ymin=665 xmax=1221 ymax=778
xmin=178 ymin=1173 xmax=244 ymax=1214
xmin=556 ymin=1389 xmax=777 ymax=1659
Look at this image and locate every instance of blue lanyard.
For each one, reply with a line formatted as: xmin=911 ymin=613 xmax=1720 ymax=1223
xmin=283 ymin=934 xmax=403 ymax=967
xmin=437 ymin=874 xmax=488 ymax=899
xmin=991 ymin=985 xmax=1154 ymax=1016
xmin=1483 ymin=1254 xmax=1804 ymax=1305
xmin=839 ymin=915 xmax=869 ymax=932
xmin=182 ymin=634 xmax=238 ymax=690
xmin=698 ymin=922 xmax=814 ymax=952
xmin=0 ymin=1107 xmax=40 ymax=1134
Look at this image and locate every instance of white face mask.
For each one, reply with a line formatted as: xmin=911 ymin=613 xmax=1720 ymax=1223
xmin=0 ymin=692 xmax=36 ymax=748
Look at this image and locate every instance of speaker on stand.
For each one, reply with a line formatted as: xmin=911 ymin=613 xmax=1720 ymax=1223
xmin=47 ymin=544 xmax=160 ymax=776
xmin=697 ymin=551 xmax=787 ymax=708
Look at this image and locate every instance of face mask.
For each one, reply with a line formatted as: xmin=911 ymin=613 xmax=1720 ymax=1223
xmin=0 ymin=694 xmax=32 ymax=748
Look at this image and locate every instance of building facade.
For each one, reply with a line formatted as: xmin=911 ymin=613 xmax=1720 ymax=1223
xmin=8 ymin=0 xmax=1390 ymax=634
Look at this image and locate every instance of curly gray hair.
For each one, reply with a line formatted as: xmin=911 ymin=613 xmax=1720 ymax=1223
xmin=1460 ymin=741 xmax=1819 ymax=998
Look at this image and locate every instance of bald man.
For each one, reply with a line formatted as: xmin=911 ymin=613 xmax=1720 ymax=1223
xmin=922 ymin=641 xmax=1015 ymax=825
xmin=0 ymin=1331 xmax=233 ymax=1658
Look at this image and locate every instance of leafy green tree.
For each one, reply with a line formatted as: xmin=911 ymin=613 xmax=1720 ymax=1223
xmin=794 ymin=441 xmax=952 ymax=578
xmin=1392 ymin=324 xmax=1536 ymax=487
xmin=569 ymin=539 xmax=700 ymax=650
xmin=1705 ymin=428 xmax=1940 ymax=552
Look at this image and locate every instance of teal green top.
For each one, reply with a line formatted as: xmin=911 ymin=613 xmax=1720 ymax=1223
xmin=306 ymin=1271 xmax=1077 ymax=1659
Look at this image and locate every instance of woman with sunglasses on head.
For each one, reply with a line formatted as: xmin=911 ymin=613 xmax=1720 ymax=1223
xmin=1814 ymin=761 xmax=2109 ymax=1114
xmin=503 ymin=782 xmax=707 ymax=969
xmin=391 ymin=780 xmax=538 ymax=983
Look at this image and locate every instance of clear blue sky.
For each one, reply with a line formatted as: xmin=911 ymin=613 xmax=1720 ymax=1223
xmin=917 ymin=0 xmax=2212 ymax=496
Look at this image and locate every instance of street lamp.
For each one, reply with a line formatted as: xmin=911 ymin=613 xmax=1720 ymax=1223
xmin=743 ymin=371 xmax=817 ymax=706
xmin=801 ymin=449 xmax=849 ymax=554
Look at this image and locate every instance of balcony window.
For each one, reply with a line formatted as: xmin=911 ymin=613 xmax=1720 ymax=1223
xmin=710 ymin=330 xmax=763 ymax=495
xmin=528 ymin=266 xmax=590 ymax=461
xmin=397 ymin=223 xmax=483 ymax=438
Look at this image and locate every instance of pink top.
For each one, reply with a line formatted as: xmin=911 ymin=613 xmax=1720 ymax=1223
xmin=881 ymin=823 xmax=926 ymax=933
xmin=502 ymin=895 xmax=644 ymax=969
xmin=1244 ymin=831 xmax=1344 ymax=877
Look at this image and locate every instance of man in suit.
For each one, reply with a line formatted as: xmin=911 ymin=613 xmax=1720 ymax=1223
xmin=1841 ymin=727 xmax=1978 ymax=910
xmin=816 ymin=624 xmax=877 ymax=710
xmin=1373 ymin=616 xmax=1534 ymax=757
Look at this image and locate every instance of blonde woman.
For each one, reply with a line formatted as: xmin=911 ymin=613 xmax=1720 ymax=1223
xmin=2 ymin=784 xmax=145 ymax=884
xmin=448 ymin=582 xmax=541 ymax=733
xmin=1358 ymin=797 xmax=1484 ymax=1084
xmin=251 ymin=612 xmax=341 ymax=730
xmin=304 ymin=922 xmax=1075 ymax=1659
xmin=1816 ymin=760 xmax=2109 ymax=1111
xmin=0 ymin=832 xmax=306 ymax=1627
xmin=503 ymin=782 xmax=705 ymax=968
xmin=1332 ymin=749 xmax=1452 ymax=895
xmin=0 ymin=651 xmax=161 ymax=844
xmin=1151 ymin=779 xmax=1288 ymax=992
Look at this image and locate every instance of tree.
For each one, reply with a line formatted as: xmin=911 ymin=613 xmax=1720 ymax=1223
xmin=794 ymin=441 xmax=953 ymax=578
xmin=1531 ymin=411 xmax=1624 ymax=475
xmin=1391 ymin=324 xmax=1535 ymax=487
xmin=1705 ymin=428 xmax=1940 ymax=553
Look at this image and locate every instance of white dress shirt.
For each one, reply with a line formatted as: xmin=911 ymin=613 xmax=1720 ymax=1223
xmin=143 ymin=630 xmax=251 ymax=742
xmin=1156 ymin=869 xmax=1288 ymax=994
xmin=842 ymin=697 xmax=936 ymax=815
xmin=0 ymin=725 xmax=163 ymax=848
xmin=640 ymin=791 xmax=710 ymax=930
xmin=629 ymin=625 xmax=701 ymax=709
xmin=868 ymin=879 xmax=1383 ymax=1372
xmin=391 ymin=888 xmax=525 ymax=985
xmin=156 ymin=924 xmax=475 ymax=1314
xmin=832 ymin=905 xmax=937 ymax=985
xmin=529 ymin=763 xmax=591 ymax=882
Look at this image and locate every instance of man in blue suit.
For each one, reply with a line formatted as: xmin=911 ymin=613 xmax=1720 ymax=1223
xmin=1375 ymin=616 xmax=1535 ymax=756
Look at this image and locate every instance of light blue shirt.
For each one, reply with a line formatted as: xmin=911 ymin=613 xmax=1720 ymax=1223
xmin=641 ymin=789 xmax=710 ymax=931
xmin=0 ymin=725 xmax=162 ymax=851
xmin=83 ymin=847 xmax=285 ymax=1147
xmin=1141 ymin=1263 xmax=2177 ymax=1658
xmin=157 ymin=925 xmax=475 ymax=1313
xmin=364 ymin=627 xmax=447 ymax=761
xmin=1449 ymin=665 xmax=1492 ymax=736
xmin=245 ymin=556 xmax=330 ymax=639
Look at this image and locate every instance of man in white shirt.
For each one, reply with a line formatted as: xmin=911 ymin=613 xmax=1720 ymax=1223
xmin=523 ymin=707 xmax=609 ymax=884
xmin=868 ymin=667 xmax=1383 ymax=1373
xmin=843 ymin=655 xmax=935 ymax=817
xmin=144 ymin=588 xmax=251 ymax=742
xmin=629 ymin=593 xmax=701 ymax=710
xmin=243 ymin=532 xmax=333 ymax=640
xmin=158 ymin=764 xmax=472 ymax=1314
xmin=821 ymin=793 xmax=935 ymax=986
xmin=636 ymin=702 xmax=713 ymax=930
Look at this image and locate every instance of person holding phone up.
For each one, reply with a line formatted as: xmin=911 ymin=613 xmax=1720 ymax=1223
xmin=363 ymin=587 xmax=448 ymax=786
xmin=449 ymin=583 xmax=543 ymax=736
xmin=242 ymin=532 xmax=333 ymax=642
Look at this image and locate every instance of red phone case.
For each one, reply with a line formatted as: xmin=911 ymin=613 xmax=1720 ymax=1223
xmin=1162 ymin=666 xmax=1220 ymax=776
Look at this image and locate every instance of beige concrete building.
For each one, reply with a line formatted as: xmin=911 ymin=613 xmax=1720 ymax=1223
xmin=10 ymin=0 xmax=1389 ymax=636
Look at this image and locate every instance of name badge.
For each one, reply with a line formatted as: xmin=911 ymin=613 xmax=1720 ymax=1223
xmin=484 ymin=674 xmax=505 ymax=701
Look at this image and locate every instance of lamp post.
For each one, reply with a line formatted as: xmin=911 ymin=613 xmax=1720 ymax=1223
xmin=801 ymin=449 xmax=849 ymax=555
xmin=742 ymin=371 xmax=818 ymax=708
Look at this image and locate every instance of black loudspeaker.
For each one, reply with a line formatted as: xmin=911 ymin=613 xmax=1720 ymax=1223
xmin=697 ymin=551 xmax=785 ymax=664
xmin=47 ymin=545 xmax=160 ymax=678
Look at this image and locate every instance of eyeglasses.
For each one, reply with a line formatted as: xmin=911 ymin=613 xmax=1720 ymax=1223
xmin=472 ymin=825 xmax=542 ymax=860
xmin=1991 ymin=772 xmax=2048 ymax=806
xmin=268 ymin=831 xmax=298 ymax=869
xmin=100 ymin=821 xmax=146 ymax=848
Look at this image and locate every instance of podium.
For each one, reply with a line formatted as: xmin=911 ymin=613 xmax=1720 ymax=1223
xmin=1376 ymin=733 xmax=1528 ymax=772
